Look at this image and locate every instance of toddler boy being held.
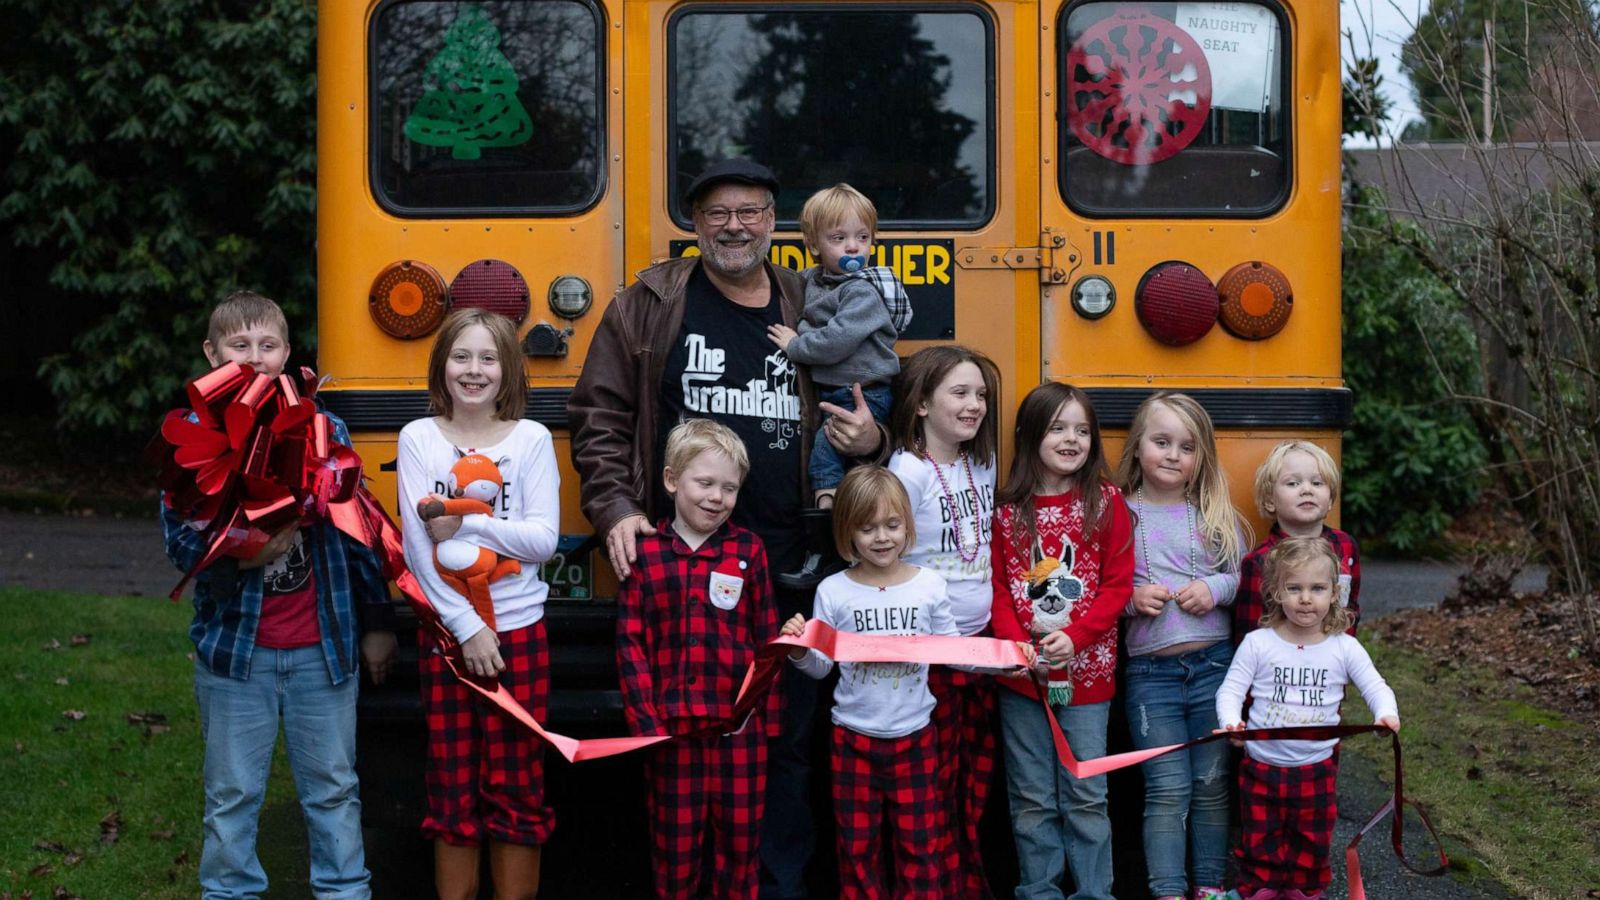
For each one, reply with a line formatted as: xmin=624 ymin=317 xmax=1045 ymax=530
xmin=1234 ymin=440 xmax=1362 ymax=643
xmin=161 ymin=291 xmax=395 ymax=899
xmin=615 ymin=419 xmax=779 ymax=898
xmin=767 ymin=183 xmax=908 ymax=506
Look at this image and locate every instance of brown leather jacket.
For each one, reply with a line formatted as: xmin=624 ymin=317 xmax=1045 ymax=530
xmin=567 ymin=256 xmax=817 ymax=539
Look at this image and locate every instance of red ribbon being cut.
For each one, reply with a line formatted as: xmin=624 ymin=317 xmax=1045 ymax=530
xmin=151 ymin=364 xmax=1446 ymax=896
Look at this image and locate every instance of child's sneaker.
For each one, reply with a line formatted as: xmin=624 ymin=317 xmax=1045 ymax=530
xmin=1193 ymin=888 xmax=1238 ymax=900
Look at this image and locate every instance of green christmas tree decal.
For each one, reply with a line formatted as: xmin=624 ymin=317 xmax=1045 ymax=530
xmin=404 ymin=6 xmax=533 ymax=160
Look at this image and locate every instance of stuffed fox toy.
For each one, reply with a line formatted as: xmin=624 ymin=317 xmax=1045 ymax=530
xmin=417 ymin=452 xmax=520 ymax=632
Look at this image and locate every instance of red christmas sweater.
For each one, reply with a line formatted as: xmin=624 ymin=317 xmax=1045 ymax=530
xmin=990 ymin=483 xmax=1133 ymax=705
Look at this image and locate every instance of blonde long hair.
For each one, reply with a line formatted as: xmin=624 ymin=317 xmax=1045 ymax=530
xmin=1114 ymin=392 xmax=1249 ymax=567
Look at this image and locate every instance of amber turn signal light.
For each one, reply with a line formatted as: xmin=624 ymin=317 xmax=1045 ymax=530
xmin=369 ymin=260 xmax=449 ymax=339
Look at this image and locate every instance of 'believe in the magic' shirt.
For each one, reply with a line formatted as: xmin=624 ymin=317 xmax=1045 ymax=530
xmin=792 ymin=566 xmax=960 ymax=738
xmin=656 ymin=267 xmax=804 ymax=568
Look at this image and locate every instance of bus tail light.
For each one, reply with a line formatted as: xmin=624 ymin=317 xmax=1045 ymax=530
xmin=1135 ymin=261 xmax=1216 ymax=346
xmin=1218 ymin=261 xmax=1292 ymax=340
xmin=450 ymin=259 xmax=530 ymax=324
xmin=369 ymin=260 xmax=448 ymax=339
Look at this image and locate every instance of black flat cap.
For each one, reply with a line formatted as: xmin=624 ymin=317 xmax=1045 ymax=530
xmin=683 ymin=159 xmax=780 ymax=207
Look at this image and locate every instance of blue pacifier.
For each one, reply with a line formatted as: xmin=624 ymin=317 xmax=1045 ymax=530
xmin=838 ymin=254 xmax=868 ymax=273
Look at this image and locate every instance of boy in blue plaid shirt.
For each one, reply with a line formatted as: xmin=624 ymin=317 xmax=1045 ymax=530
xmin=161 ymin=291 xmax=395 ymax=900
xmin=766 ymin=183 xmax=911 ymax=508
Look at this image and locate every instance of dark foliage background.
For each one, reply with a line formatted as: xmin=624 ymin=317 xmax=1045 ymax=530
xmin=0 ymin=0 xmax=317 ymax=437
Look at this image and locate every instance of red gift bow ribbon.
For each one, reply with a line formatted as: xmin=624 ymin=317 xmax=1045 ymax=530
xmin=151 ymin=363 xmax=363 ymax=601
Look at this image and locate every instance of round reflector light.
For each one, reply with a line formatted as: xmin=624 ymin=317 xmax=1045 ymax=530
xmin=1134 ymin=261 xmax=1217 ymax=346
xmin=1218 ymin=260 xmax=1293 ymax=340
xmin=450 ymin=259 xmax=530 ymax=324
xmin=369 ymin=260 xmax=448 ymax=339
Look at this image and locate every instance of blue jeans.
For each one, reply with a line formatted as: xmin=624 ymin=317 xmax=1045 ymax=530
xmin=194 ymin=647 xmax=369 ymax=900
xmin=1123 ymin=640 xmax=1235 ymax=897
xmin=809 ymin=382 xmax=892 ymax=492
xmin=998 ymin=691 xmax=1113 ymax=900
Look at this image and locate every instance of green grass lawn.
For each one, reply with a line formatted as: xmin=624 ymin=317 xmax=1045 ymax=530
xmin=0 ymin=587 xmax=308 ymax=898
xmin=1347 ymin=629 xmax=1600 ymax=899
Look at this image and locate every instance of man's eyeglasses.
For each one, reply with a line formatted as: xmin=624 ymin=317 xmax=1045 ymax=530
xmin=697 ymin=203 xmax=772 ymax=226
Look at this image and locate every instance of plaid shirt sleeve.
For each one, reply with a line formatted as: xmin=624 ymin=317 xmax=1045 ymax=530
xmin=1327 ymin=527 xmax=1362 ymax=634
xmin=740 ymin=535 xmax=784 ymax=737
xmin=1234 ymin=545 xmax=1268 ymax=647
xmin=616 ymin=533 xmax=667 ymax=736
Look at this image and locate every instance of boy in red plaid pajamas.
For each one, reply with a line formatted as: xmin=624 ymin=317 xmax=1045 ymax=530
xmin=616 ymin=419 xmax=779 ymax=899
xmin=1216 ymin=538 xmax=1399 ymax=900
xmin=1235 ymin=441 xmax=1361 ymax=645
xmin=780 ymin=467 xmax=1034 ymax=899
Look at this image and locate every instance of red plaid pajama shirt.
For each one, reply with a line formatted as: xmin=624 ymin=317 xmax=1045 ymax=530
xmin=1236 ymin=525 xmax=1362 ymax=644
xmin=926 ymin=665 xmax=998 ymax=898
xmin=832 ymin=722 xmax=953 ymax=899
xmin=1235 ymin=754 xmax=1340 ymax=894
xmin=616 ymin=521 xmax=779 ymax=898
xmin=419 ymin=620 xmax=555 ymax=846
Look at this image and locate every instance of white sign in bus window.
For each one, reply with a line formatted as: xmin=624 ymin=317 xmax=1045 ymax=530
xmin=1174 ymin=3 xmax=1277 ymax=113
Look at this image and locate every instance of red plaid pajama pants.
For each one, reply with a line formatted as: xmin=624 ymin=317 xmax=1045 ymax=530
xmin=831 ymin=723 xmax=954 ymax=899
xmin=419 ymin=621 xmax=555 ymax=846
xmin=1235 ymin=754 xmax=1339 ymax=894
xmin=643 ymin=722 xmax=766 ymax=899
xmin=927 ymin=665 xmax=998 ymax=898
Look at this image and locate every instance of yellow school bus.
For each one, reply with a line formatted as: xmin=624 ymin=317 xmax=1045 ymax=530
xmin=319 ymin=0 xmax=1343 ymax=719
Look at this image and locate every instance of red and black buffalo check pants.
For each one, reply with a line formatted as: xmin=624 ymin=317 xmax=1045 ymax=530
xmin=831 ymin=722 xmax=954 ymax=899
xmin=1235 ymin=754 xmax=1340 ymax=894
xmin=927 ymin=666 xmax=998 ymax=898
xmin=419 ymin=621 xmax=555 ymax=846
xmin=643 ymin=722 xmax=766 ymax=899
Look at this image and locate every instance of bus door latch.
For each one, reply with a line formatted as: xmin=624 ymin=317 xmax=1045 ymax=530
xmin=953 ymin=228 xmax=1079 ymax=285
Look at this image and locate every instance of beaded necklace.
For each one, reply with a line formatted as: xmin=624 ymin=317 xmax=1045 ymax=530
xmin=1135 ymin=485 xmax=1197 ymax=584
xmin=930 ymin=449 xmax=981 ymax=563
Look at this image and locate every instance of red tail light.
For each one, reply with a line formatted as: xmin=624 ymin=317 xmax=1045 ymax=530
xmin=1135 ymin=261 xmax=1216 ymax=346
xmin=449 ymin=259 xmax=530 ymax=324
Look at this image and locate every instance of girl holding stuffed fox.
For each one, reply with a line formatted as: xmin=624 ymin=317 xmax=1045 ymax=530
xmin=398 ymin=308 xmax=561 ymax=900
xmin=989 ymin=382 xmax=1132 ymax=900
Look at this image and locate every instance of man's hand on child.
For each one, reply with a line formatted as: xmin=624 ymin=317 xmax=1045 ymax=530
xmin=1173 ymin=579 xmax=1216 ymax=615
xmin=1378 ymin=715 xmax=1400 ymax=733
xmin=1131 ymin=584 xmax=1170 ymax=617
xmin=1038 ymin=630 xmax=1075 ymax=669
xmin=766 ymin=323 xmax=797 ymax=351
xmin=818 ymin=383 xmax=882 ymax=457
xmin=461 ymin=628 xmax=505 ymax=678
xmin=781 ymin=614 xmax=808 ymax=659
xmin=361 ymin=630 xmax=399 ymax=685
xmin=240 ymin=525 xmax=298 ymax=570
xmin=606 ymin=514 xmax=657 ymax=581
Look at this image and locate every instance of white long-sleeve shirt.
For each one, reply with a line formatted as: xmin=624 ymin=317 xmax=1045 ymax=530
xmin=398 ymin=417 xmax=560 ymax=644
xmin=1216 ymin=628 xmax=1399 ymax=766
xmin=888 ymin=450 xmax=996 ymax=636
xmin=793 ymin=567 xmax=959 ymax=739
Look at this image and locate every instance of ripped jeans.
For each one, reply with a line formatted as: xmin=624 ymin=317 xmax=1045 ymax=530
xmin=1123 ymin=640 xmax=1234 ymax=897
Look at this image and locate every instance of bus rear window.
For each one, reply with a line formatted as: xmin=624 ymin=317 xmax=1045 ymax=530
xmin=669 ymin=6 xmax=995 ymax=228
xmin=1059 ymin=1 xmax=1288 ymax=216
xmin=371 ymin=0 xmax=604 ymax=216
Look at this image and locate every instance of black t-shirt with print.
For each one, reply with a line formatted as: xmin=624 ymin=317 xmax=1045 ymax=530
xmin=656 ymin=266 xmax=804 ymax=571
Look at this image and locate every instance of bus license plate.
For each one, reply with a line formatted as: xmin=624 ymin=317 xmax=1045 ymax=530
xmin=540 ymin=535 xmax=595 ymax=600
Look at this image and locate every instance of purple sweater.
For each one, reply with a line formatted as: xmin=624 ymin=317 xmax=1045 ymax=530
xmin=1124 ymin=500 xmax=1241 ymax=656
